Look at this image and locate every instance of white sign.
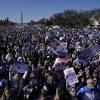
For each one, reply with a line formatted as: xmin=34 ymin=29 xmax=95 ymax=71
xmin=64 ymin=67 xmax=79 ymax=86
xmin=49 ymin=40 xmax=67 ymax=55
xmin=10 ymin=64 xmax=28 ymax=73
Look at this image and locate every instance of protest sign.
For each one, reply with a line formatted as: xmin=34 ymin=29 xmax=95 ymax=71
xmin=49 ymin=40 xmax=67 ymax=55
xmin=10 ymin=63 xmax=28 ymax=73
xmin=64 ymin=67 xmax=79 ymax=86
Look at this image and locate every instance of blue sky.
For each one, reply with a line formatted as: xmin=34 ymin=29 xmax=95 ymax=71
xmin=0 ymin=0 xmax=100 ymax=23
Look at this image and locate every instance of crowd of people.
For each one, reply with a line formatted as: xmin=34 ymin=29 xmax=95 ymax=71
xmin=0 ymin=24 xmax=100 ymax=100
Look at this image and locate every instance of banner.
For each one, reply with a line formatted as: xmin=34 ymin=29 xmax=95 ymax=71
xmin=10 ymin=63 xmax=28 ymax=73
xmin=64 ymin=67 xmax=79 ymax=86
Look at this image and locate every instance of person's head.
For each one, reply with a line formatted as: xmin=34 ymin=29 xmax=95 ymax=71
xmin=28 ymin=60 xmax=32 ymax=67
xmin=40 ymin=89 xmax=47 ymax=100
xmin=46 ymin=75 xmax=53 ymax=84
xmin=93 ymin=70 xmax=97 ymax=78
xmin=86 ymin=77 xmax=94 ymax=89
xmin=30 ymin=72 xmax=36 ymax=79
xmin=78 ymin=76 xmax=85 ymax=84
xmin=77 ymin=64 xmax=81 ymax=69
xmin=85 ymin=67 xmax=90 ymax=73
xmin=78 ymin=69 xmax=83 ymax=76
xmin=75 ymin=64 xmax=81 ymax=70
xmin=44 ymin=60 xmax=50 ymax=67
xmin=13 ymin=73 xmax=20 ymax=81
xmin=2 ymin=87 xmax=11 ymax=99
xmin=54 ymin=87 xmax=64 ymax=100
xmin=55 ymin=87 xmax=64 ymax=97
xmin=27 ymin=57 xmax=30 ymax=62
xmin=95 ymin=53 xmax=99 ymax=59
xmin=81 ymin=76 xmax=86 ymax=83
xmin=69 ymin=87 xmax=76 ymax=97
xmin=93 ymin=77 xmax=97 ymax=87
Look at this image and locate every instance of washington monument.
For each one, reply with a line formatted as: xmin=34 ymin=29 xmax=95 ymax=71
xmin=21 ymin=11 xmax=23 ymax=24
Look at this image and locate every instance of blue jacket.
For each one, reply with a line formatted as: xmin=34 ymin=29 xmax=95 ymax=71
xmin=77 ymin=86 xmax=100 ymax=100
